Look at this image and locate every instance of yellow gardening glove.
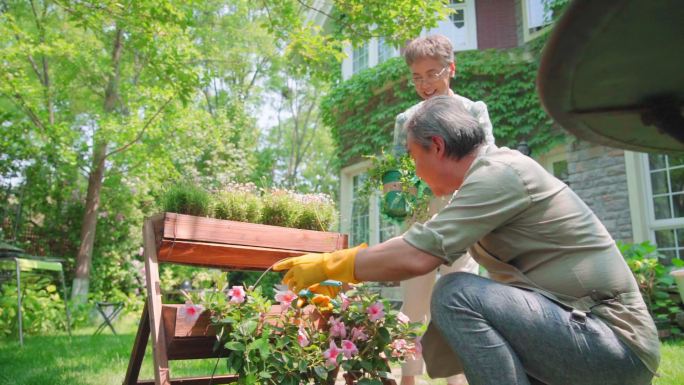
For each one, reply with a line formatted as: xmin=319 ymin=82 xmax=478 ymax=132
xmin=273 ymin=244 xmax=367 ymax=292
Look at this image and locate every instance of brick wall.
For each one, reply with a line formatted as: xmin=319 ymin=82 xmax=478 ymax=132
xmin=476 ymin=0 xmax=519 ymax=49
xmin=566 ymin=140 xmax=634 ymax=242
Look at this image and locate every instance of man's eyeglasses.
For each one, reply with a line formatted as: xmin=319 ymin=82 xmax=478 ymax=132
xmin=411 ymin=66 xmax=449 ymax=86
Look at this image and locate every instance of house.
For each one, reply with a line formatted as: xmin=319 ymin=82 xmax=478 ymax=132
xmin=316 ymin=0 xmax=684 ymax=262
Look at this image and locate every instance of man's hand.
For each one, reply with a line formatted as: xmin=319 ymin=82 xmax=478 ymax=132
xmin=273 ymin=244 xmax=367 ymax=292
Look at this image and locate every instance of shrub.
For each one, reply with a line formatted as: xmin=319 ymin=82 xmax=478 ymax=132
xmin=0 ymin=276 xmax=70 ymax=337
xmin=160 ymin=184 xmax=212 ymax=217
xmin=261 ymin=189 xmax=302 ymax=229
xmin=619 ymin=241 xmax=684 ymax=338
xmin=293 ymin=193 xmax=337 ymax=232
xmin=190 ymin=276 xmax=423 ymax=385
xmin=213 ymin=182 xmax=262 ymax=223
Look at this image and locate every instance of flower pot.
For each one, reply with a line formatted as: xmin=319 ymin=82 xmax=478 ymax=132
xmin=671 ymin=269 xmax=684 ymax=303
xmin=382 ymin=170 xmax=411 ymax=218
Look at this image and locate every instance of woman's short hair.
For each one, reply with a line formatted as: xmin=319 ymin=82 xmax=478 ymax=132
xmin=403 ymin=34 xmax=454 ymax=67
xmin=406 ymin=95 xmax=485 ymax=160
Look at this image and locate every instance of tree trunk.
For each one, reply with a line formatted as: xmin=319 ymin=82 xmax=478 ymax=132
xmin=71 ymin=27 xmax=123 ymax=302
xmin=71 ymin=141 xmax=107 ymax=302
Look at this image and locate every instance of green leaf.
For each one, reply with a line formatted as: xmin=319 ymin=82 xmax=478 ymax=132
xmin=258 ymin=371 xmax=272 ymax=379
xmin=313 ymin=365 xmax=328 ymax=380
xmin=225 ymin=341 xmax=245 ymax=351
xmin=360 ymin=360 xmax=373 ymax=372
xmin=378 ymin=327 xmax=391 ymax=344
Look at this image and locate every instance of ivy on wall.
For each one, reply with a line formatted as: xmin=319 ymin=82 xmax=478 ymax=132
xmin=321 ymin=38 xmax=567 ymax=169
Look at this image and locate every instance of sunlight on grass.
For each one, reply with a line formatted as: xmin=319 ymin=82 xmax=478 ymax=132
xmin=0 ymin=316 xmax=682 ymax=385
xmin=0 ymin=316 xmax=232 ymax=385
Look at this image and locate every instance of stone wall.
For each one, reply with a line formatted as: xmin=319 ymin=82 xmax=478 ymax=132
xmin=566 ymin=139 xmax=634 ymax=242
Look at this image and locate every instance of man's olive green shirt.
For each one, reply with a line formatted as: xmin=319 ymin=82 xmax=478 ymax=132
xmin=403 ymin=145 xmax=660 ymax=376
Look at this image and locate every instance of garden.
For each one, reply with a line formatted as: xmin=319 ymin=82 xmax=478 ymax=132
xmin=2 ymin=0 xmax=684 ymax=384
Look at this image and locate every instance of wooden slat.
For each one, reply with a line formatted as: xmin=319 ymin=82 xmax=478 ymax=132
xmin=158 ymin=240 xmax=311 ymax=269
xmin=123 ymin=303 xmax=151 ymax=385
xmin=161 ymin=213 xmax=347 ymax=253
xmin=135 ymin=375 xmax=238 ymax=385
xmin=143 ymin=220 xmax=171 ymax=385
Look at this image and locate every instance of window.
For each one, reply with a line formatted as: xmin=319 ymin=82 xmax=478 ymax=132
xmin=426 ymin=0 xmax=477 ymax=51
xmin=352 ymin=43 xmax=369 ymax=74
xmin=377 ymin=37 xmax=394 ymax=64
xmin=341 ymin=162 xmax=402 ymax=247
xmin=448 ymin=0 xmax=466 ymax=29
xmin=646 ymin=153 xmax=684 ymax=262
xmin=350 ymin=174 xmax=370 ymax=245
xmin=522 ymin=0 xmax=554 ymax=41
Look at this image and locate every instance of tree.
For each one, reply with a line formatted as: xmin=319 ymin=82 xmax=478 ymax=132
xmin=0 ymin=0 xmax=201 ymax=301
xmin=0 ymin=0 xmax=451 ymax=302
xmin=258 ymin=74 xmax=337 ymax=196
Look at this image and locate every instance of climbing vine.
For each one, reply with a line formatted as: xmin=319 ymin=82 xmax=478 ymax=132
xmin=320 ymin=37 xmax=566 ymax=169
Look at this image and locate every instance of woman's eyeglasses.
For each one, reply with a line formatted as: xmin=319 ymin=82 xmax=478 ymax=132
xmin=411 ymin=66 xmax=449 ymax=86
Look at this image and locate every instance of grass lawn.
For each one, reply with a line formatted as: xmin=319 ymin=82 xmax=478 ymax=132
xmin=0 ymin=314 xmax=683 ymax=385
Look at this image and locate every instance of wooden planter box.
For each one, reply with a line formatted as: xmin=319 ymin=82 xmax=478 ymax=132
xmin=153 ymin=212 xmax=348 ymax=270
xmin=125 ymin=213 xmax=349 ymax=385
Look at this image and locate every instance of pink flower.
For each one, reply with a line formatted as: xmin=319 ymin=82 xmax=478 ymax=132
xmin=366 ymin=301 xmax=385 ymax=322
xmin=323 ymin=340 xmax=340 ymax=366
xmin=397 ymin=311 xmax=410 ymax=324
xmin=391 ymin=339 xmax=408 ymax=357
xmin=179 ymin=301 xmax=204 ymax=323
xmin=329 ymin=317 xmax=346 ymax=339
xmin=339 ymin=293 xmax=351 ymax=311
xmin=275 ymin=289 xmax=297 ymax=308
xmin=297 ymin=328 xmax=310 ymax=347
xmin=340 ymin=339 xmax=358 ymax=358
xmin=228 ymin=285 xmax=246 ymax=304
xmin=350 ymin=326 xmax=368 ymax=341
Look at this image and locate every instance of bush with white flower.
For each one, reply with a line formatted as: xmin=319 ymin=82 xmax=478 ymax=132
xmin=187 ymin=273 xmax=424 ymax=385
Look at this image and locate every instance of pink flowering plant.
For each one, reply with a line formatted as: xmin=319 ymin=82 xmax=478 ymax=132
xmin=192 ymin=273 xmax=423 ymax=385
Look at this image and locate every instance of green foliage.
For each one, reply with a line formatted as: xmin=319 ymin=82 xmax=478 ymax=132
xmin=161 ymin=184 xmax=213 ymax=217
xmin=0 ymin=276 xmax=68 ymax=337
xmin=214 ymin=184 xmax=263 ymax=224
xmin=159 ymin=183 xmax=338 ymax=232
xmin=263 ymin=0 xmax=450 ymax=82
xmin=619 ymin=241 xmax=684 ymax=338
xmin=321 ymin=43 xmax=566 ymax=169
xmin=261 ymin=190 xmax=305 ymax=229
xmin=198 ymin=281 xmax=423 ymax=385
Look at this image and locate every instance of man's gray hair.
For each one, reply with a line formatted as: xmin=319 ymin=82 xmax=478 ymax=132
xmin=403 ymin=34 xmax=454 ymax=67
xmin=406 ymin=95 xmax=485 ymax=160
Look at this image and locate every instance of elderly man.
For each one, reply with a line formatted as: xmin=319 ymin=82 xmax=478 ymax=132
xmin=275 ymin=95 xmax=659 ymax=385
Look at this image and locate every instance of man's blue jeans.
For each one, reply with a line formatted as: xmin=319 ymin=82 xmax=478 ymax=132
xmin=430 ymin=272 xmax=654 ymax=385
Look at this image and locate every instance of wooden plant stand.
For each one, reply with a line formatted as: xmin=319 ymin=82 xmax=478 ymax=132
xmin=123 ymin=213 xmax=348 ymax=385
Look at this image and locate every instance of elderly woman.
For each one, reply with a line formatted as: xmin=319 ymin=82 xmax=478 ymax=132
xmin=391 ymin=34 xmax=495 ymax=385
xmin=276 ymin=95 xmax=659 ymax=385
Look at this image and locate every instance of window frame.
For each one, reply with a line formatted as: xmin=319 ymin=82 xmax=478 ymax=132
xmin=521 ymin=0 xmax=554 ymax=42
xmin=352 ymin=42 xmax=369 ymax=75
xmin=626 ymin=151 xmax=684 ymax=258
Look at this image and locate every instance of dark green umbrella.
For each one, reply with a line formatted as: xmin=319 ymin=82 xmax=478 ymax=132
xmin=538 ymin=0 xmax=684 ymax=153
